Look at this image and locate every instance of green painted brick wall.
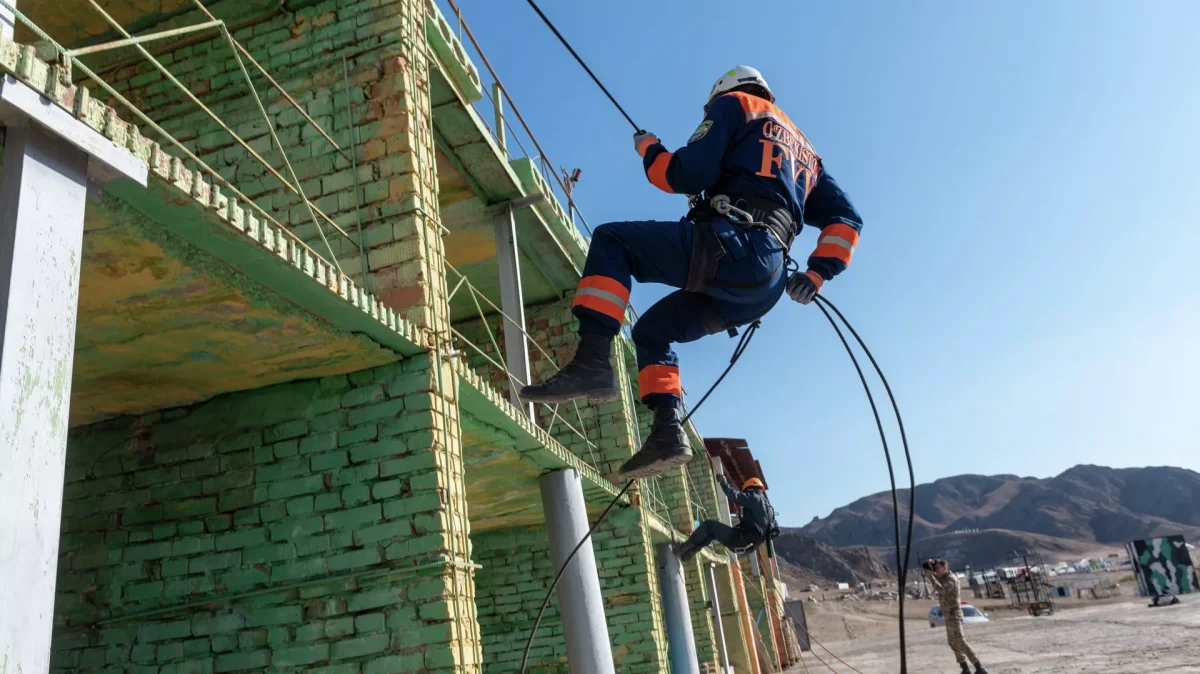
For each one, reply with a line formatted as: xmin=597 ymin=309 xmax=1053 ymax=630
xmin=52 ymin=354 xmax=480 ymax=673
xmin=454 ymin=299 xmax=641 ymax=479
xmin=98 ymin=0 xmax=451 ymax=331
xmin=470 ymin=507 xmax=669 ymax=674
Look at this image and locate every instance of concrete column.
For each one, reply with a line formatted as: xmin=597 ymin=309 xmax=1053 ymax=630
xmin=0 ymin=122 xmax=89 ymax=674
xmin=539 ymin=469 xmax=615 ymax=674
xmin=713 ymin=461 xmax=733 ymax=527
xmin=492 ymin=82 xmax=505 ymax=155
xmin=731 ymin=567 xmax=763 ymax=674
xmin=493 ymin=204 xmax=533 ymax=417
xmin=707 ymin=564 xmax=732 ymax=674
xmin=0 ymin=0 xmax=14 ymax=40
xmin=657 ymin=542 xmax=700 ymax=674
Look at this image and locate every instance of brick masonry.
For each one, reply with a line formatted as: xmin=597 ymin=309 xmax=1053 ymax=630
xmin=51 ymin=356 xmax=480 ymax=673
xmin=471 ymin=507 xmax=670 ymax=674
xmin=17 ymin=0 xmax=778 ymax=668
xmin=100 ymin=0 xmax=451 ymax=334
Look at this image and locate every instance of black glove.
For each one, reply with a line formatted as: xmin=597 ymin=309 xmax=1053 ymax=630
xmin=786 ymin=270 xmax=823 ymax=305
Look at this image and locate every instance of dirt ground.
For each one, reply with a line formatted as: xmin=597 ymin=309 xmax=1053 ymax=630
xmin=786 ymin=596 xmax=1200 ymax=673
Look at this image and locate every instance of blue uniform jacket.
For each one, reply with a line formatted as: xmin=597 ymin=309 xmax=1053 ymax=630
xmin=640 ymin=92 xmax=864 ymax=282
xmin=721 ymin=480 xmax=773 ymax=539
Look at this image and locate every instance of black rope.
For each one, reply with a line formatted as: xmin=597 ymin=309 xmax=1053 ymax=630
xmin=814 ymin=293 xmax=915 ymax=674
xmin=521 ymin=0 xmax=641 ymax=132
xmin=519 ymin=321 xmax=762 ymax=674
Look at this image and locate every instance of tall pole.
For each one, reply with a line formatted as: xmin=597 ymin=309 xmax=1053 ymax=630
xmin=658 ymin=542 xmax=700 ymax=674
xmin=493 ymin=204 xmax=534 ymax=417
xmin=539 ymin=469 xmax=615 ymax=674
xmin=707 ymin=563 xmax=732 ymax=674
xmin=0 ymin=63 xmax=146 ymax=674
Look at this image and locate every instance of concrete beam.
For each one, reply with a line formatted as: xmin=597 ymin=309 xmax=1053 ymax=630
xmin=539 ymin=469 xmax=615 ymax=674
xmin=0 ymin=0 xmax=13 ymax=41
xmin=0 ymin=121 xmax=89 ymax=674
xmin=658 ymin=542 xmax=700 ymax=674
xmin=0 ymin=74 xmax=147 ymax=187
xmin=708 ymin=563 xmax=732 ymax=674
xmin=493 ymin=204 xmax=534 ymax=417
xmin=713 ymin=461 xmax=733 ymax=528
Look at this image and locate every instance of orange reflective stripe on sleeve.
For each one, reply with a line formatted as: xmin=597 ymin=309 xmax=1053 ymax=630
xmin=639 ymin=364 xmax=682 ymax=397
xmin=647 ymin=152 xmax=675 ymax=194
xmin=811 ymin=222 xmax=859 ymax=264
xmin=572 ymin=275 xmax=630 ymax=322
xmin=821 ymin=222 xmax=860 ymax=248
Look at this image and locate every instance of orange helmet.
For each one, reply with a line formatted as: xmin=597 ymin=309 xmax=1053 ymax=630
xmin=742 ymin=477 xmax=765 ymax=491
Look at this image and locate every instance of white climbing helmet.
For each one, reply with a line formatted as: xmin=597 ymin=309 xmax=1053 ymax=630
xmin=707 ymin=65 xmax=774 ymax=104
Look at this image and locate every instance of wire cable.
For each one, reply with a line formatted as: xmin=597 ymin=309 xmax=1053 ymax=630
xmin=817 ymin=295 xmax=917 ymax=581
xmin=521 ymin=0 xmax=641 ymax=131
xmin=520 ymin=322 xmax=762 ymax=673
xmin=814 ymin=293 xmax=915 ymax=674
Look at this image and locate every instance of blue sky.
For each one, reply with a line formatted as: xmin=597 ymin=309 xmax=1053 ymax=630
xmin=443 ymin=0 xmax=1200 ymax=526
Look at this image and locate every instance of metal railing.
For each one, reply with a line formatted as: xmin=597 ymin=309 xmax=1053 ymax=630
xmin=445 ymin=262 xmax=610 ymax=476
xmin=442 ymin=0 xmax=595 ymax=239
xmin=0 ymin=0 xmax=368 ymax=283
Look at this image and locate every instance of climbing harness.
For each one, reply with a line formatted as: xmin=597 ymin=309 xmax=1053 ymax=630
xmin=686 ymin=194 xmax=795 ymax=295
xmin=515 ymin=5 xmax=917 ymax=673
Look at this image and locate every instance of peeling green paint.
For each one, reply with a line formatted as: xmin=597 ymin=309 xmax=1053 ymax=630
xmin=70 ymin=193 xmax=402 ymax=426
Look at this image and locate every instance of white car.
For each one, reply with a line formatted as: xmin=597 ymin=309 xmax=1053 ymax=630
xmin=929 ymin=603 xmax=990 ymax=628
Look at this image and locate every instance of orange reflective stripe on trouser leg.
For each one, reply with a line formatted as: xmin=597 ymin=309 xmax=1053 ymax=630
xmin=639 ymin=364 xmax=682 ymax=398
xmin=572 ymin=275 xmax=630 ymax=322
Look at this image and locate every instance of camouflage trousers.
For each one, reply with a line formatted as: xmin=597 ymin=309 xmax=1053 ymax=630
xmin=945 ymin=616 xmax=979 ymax=666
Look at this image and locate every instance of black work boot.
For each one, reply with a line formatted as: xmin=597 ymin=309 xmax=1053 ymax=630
xmin=618 ymin=404 xmax=692 ymax=480
xmin=974 ymin=664 xmax=988 ymax=674
xmin=671 ymin=540 xmax=699 ymax=562
xmin=959 ymin=664 xmax=971 ymax=674
xmin=519 ymin=333 xmax=617 ymax=403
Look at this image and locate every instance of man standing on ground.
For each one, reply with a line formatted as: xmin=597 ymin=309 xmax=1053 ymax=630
xmin=926 ymin=559 xmax=988 ymax=674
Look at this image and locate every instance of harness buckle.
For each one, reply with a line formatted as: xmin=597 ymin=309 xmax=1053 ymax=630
xmin=709 ymin=194 xmax=756 ymax=226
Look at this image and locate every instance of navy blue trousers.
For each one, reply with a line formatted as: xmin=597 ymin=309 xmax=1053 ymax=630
xmin=571 ymin=216 xmax=787 ymax=408
xmin=680 ymin=520 xmax=762 ymax=561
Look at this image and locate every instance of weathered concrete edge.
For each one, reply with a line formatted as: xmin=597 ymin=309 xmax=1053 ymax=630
xmin=429 ymin=58 xmax=584 ymax=291
xmin=455 ymin=360 xmax=698 ymax=544
xmin=107 ymin=177 xmax=427 ymax=357
xmin=0 ymin=34 xmax=430 ymax=358
xmin=455 ymin=360 xmax=623 ymax=502
xmin=509 ymin=157 xmax=589 ymax=275
xmin=423 ymin=0 xmax=483 ymax=103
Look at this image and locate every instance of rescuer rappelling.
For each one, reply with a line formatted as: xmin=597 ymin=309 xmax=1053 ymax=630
xmin=519 ymin=65 xmax=866 ymax=481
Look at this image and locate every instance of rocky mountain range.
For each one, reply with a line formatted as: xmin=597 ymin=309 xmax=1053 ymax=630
xmin=774 ymin=465 xmax=1200 ymax=581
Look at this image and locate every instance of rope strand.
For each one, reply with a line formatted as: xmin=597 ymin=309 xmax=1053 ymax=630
xmin=521 ymin=0 xmax=641 ymax=131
